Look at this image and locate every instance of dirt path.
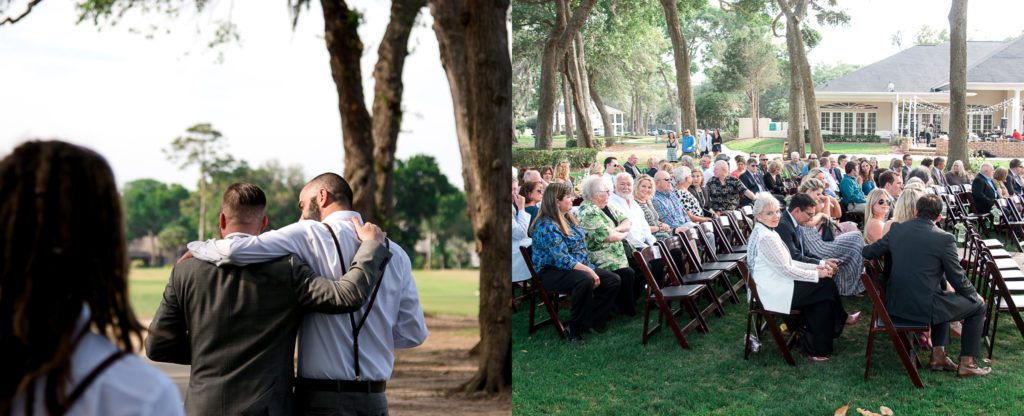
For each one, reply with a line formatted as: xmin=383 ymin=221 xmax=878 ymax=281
xmin=141 ymin=314 xmax=509 ymax=415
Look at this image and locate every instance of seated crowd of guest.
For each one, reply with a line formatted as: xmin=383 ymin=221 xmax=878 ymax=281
xmin=511 ymin=150 xmax=1006 ymax=374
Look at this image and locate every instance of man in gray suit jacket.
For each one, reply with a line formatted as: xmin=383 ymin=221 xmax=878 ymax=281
xmin=146 ymin=183 xmax=392 ymax=415
xmin=862 ymin=194 xmax=991 ymax=377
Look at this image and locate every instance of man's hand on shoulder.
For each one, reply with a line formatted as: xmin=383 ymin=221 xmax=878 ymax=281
xmin=351 ymin=217 xmax=386 ymax=243
xmin=177 ymin=251 xmax=193 ymax=263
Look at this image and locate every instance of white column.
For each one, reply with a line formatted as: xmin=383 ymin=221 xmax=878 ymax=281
xmin=1013 ymin=89 xmax=1021 ymax=134
xmin=892 ymin=95 xmax=899 ymax=137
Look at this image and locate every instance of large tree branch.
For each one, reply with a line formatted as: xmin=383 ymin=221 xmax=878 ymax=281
xmin=555 ymin=0 xmax=596 ymax=54
xmin=0 ymin=0 xmax=43 ymax=26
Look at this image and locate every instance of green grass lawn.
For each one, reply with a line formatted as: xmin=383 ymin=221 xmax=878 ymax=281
xmin=727 ymin=139 xmax=894 ymax=155
xmin=513 ymin=293 xmax=1024 ymax=414
xmin=129 ymin=267 xmax=480 ymax=318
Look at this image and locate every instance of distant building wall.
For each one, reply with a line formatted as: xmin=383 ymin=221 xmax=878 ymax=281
xmin=739 ymin=118 xmax=787 ymax=139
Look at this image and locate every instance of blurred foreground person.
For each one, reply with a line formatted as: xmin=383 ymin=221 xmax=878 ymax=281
xmin=0 ymin=140 xmax=182 ymax=415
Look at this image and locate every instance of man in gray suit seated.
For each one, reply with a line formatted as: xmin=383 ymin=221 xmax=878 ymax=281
xmin=146 ymin=182 xmax=391 ymax=415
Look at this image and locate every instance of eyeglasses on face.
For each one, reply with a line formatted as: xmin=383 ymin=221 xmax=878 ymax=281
xmin=877 ymin=199 xmax=888 ymax=206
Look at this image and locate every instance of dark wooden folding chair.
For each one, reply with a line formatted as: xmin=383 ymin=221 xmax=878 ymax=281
xmin=860 ymin=261 xmax=927 ymax=388
xmin=981 ymin=256 xmax=1024 ymax=359
xmin=682 ymin=227 xmax=746 ymax=298
xmin=674 ymin=230 xmax=741 ymax=306
xmin=519 ymin=246 xmax=567 ymax=339
xmin=995 ymin=198 xmax=1024 ymax=252
xmin=657 ymin=235 xmax=731 ymax=313
xmin=711 ymin=214 xmax=748 ymax=253
xmin=744 ymin=273 xmax=801 ymax=366
xmin=727 ymin=210 xmax=754 ymax=241
xmin=634 ymin=246 xmax=708 ymax=350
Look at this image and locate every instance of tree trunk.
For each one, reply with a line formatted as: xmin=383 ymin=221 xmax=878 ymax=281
xmin=659 ymin=0 xmax=697 ymax=136
xmin=561 ymin=72 xmax=574 ymax=141
xmin=321 ymin=0 xmax=378 ymax=223
xmin=565 ymin=40 xmax=593 ymax=147
xmin=658 ymin=66 xmax=678 ymax=132
xmin=148 ymin=230 xmax=159 ymax=267
xmin=198 ymin=175 xmax=206 ymax=240
xmin=372 ymin=0 xmax=424 ymax=232
xmin=749 ymin=89 xmax=759 ymax=140
xmin=781 ymin=0 xmax=824 ymax=156
xmin=428 ymin=0 xmax=512 ymax=395
xmin=786 ymin=54 xmax=805 ymax=156
xmin=948 ymin=0 xmax=969 ymax=169
xmin=424 ymin=230 xmax=432 ymax=270
xmin=533 ymin=0 xmax=598 ymax=150
xmin=588 ymin=68 xmax=615 ymax=138
xmin=572 ymin=35 xmax=594 ymax=145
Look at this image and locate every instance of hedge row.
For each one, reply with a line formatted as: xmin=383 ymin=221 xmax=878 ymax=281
xmin=802 ymin=130 xmax=883 ymax=143
xmin=512 ymin=148 xmax=599 ymax=169
xmin=565 ymin=137 xmax=611 ymax=149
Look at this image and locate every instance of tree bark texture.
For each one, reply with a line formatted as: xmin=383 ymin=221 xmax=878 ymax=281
xmin=948 ymin=0 xmax=969 ymax=169
xmin=428 ymin=0 xmax=512 ymax=394
xmin=534 ymin=0 xmax=598 ymax=149
xmin=322 ymin=0 xmax=378 ymax=223
xmin=572 ymin=35 xmax=594 ymax=146
xmin=780 ymin=0 xmax=823 ymax=156
xmin=787 ymin=54 xmax=805 ymax=157
xmin=658 ymin=66 xmax=679 ymax=133
xmin=659 ymin=0 xmax=697 ymax=136
xmin=588 ymin=68 xmax=615 ymax=138
xmin=564 ymin=41 xmax=592 ymax=147
xmin=561 ymin=72 xmax=575 ymax=140
xmin=372 ymin=0 xmax=425 ymax=232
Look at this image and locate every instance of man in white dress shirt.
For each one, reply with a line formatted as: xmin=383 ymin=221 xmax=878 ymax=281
xmin=187 ymin=172 xmax=427 ymax=415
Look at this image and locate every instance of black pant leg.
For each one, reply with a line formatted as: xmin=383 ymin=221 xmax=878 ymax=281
xmin=791 ymin=278 xmax=848 ymax=356
xmin=613 ymin=267 xmax=637 ymax=316
xmin=931 ymin=292 xmax=987 ymax=357
xmin=589 ymin=267 xmax=621 ymax=330
xmin=537 ymin=268 xmax=593 ymax=332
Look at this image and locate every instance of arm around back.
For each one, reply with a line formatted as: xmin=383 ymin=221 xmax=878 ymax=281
xmin=145 ymin=265 xmax=192 ymax=365
xmin=292 ymin=240 xmax=393 ymax=313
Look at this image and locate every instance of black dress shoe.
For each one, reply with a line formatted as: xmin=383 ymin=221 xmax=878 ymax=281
xmin=564 ymin=327 xmax=585 ymax=346
xmin=584 ymin=326 xmax=605 ymax=335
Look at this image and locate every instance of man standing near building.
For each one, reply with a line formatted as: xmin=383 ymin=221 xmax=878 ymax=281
xmin=187 ymin=173 xmax=428 ymax=415
xmin=148 ymin=183 xmax=392 ymax=415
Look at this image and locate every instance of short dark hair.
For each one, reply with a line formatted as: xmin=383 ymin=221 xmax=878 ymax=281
xmin=308 ymin=172 xmax=353 ymax=209
xmin=747 ymin=157 xmax=758 ymax=165
xmin=878 ymin=170 xmax=898 ymax=188
xmin=1011 ymin=159 xmax=1022 ymax=169
xmin=921 ymin=158 xmax=933 ymax=168
xmin=844 ymin=161 xmax=857 ymax=175
xmin=934 ymin=156 xmax=946 ymax=166
xmin=891 ymin=159 xmax=904 ymax=169
xmin=903 ymin=154 xmax=912 ymax=161
xmin=916 ymin=194 xmax=943 ymax=221
xmin=604 ymin=157 xmax=617 ymax=168
xmin=821 ymin=151 xmax=831 ymax=158
xmin=838 ymin=154 xmax=847 ymax=161
xmin=222 ymin=182 xmax=267 ymax=224
xmin=788 ymin=193 xmax=817 ymax=212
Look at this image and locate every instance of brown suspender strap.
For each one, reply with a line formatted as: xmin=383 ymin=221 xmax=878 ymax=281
xmin=64 ymin=350 xmax=128 ymax=411
xmin=321 ymin=222 xmax=388 ymax=382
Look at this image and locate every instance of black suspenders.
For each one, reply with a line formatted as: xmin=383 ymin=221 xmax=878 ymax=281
xmin=322 ymin=222 xmax=387 ymax=381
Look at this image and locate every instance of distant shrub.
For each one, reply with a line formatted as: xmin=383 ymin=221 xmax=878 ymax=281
xmin=512 ymin=148 xmax=599 ymax=169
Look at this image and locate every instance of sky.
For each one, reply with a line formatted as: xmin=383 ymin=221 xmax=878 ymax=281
xmin=0 ymin=1 xmax=465 ymax=190
xmin=808 ymin=0 xmax=1024 ymax=67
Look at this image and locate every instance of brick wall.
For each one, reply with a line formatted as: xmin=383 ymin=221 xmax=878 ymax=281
xmin=933 ymin=138 xmax=1024 ymax=158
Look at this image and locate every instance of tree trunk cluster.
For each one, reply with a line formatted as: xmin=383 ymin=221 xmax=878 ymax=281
xmin=948 ymin=0 xmax=969 ymax=169
xmin=320 ymin=0 xmax=423 ymax=226
xmin=778 ymin=0 xmax=824 ymax=155
xmin=533 ymin=0 xmax=598 ymax=149
xmin=660 ymin=0 xmax=697 ymax=137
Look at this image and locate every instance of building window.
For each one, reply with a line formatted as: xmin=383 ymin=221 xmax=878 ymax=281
xmin=843 ymin=112 xmax=854 ymax=135
xmin=867 ymin=113 xmax=877 ymax=134
xmin=821 ymin=112 xmax=831 ymax=132
xmin=831 ymin=112 xmax=842 ymax=133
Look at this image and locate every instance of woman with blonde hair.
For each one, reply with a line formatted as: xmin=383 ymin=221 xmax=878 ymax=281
xmin=863 ymin=188 xmax=891 ymax=244
xmin=552 ymin=161 xmax=579 ymax=198
xmin=633 ymin=175 xmax=671 ymax=241
xmin=994 ymin=167 xmax=1010 ymax=198
xmin=646 ymin=157 xmax=659 ymax=177
xmin=883 ymin=186 xmax=925 ymax=235
xmin=529 ymin=182 xmax=621 ymax=344
xmin=804 ymin=169 xmax=843 ymax=221
xmin=945 ymin=160 xmax=971 ymax=186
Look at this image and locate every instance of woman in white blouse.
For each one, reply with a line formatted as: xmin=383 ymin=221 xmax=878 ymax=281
xmin=512 ymin=174 xmax=532 ymax=283
xmin=747 ymin=192 xmax=858 ymax=361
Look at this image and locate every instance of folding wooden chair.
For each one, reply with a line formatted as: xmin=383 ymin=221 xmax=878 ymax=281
xmin=860 ymin=261 xmax=927 ymax=388
xmin=697 ymin=222 xmax=746 ymax=263
xmin=657 ymin=235 xmax=731 ymax=313
xmin=744 ymin=273 xmax=802 ymax=366
xmin=982 ymin=256 xmax=1024 ymax=359
xmin=519 ymin=246 xmax=567 ymax=339
xmin=995 ymin=198 xmax=1024 ymax=251
xmin=711 ymin=214 xmax=748 ymax=253
xmin=634 ymin=247 xmax=708 ymax=350
xmin=682 ymin=227 xmax=746 ymax=299
xmin=674 ymin=230 xmax=741 ymax=305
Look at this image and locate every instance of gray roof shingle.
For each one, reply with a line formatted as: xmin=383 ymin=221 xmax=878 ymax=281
xmin=816 ymin=40 xmax=1010 ymax=93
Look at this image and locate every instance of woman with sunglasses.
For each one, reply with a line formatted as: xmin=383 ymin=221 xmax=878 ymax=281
xmin=863 ymin=189 xmax=890 ymax=244
xmin=519 ymin=180 xmax=544 ymax=226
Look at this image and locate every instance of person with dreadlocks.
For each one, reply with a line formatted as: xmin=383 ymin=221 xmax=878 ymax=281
xmin=0 ymin=140 xmax=183 ymax=415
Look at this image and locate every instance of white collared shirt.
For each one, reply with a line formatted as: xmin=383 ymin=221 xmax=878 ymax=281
xmin=188 ymin=210 xmax=428 ymax=381
xmin=608 ymin=192 xmax=656 ymax=249
xmin=12 ymin=306 xmax=183 ymax=415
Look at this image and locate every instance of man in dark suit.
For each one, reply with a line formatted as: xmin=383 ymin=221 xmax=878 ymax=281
xmin=146 ymin=183 xmax=392 ymax=415
xmin=971 ymin=163 xmax=997 ymax=214
xmin=1007 ymin=159 xmax=1023 ymax=196
xmin=776 ymin=194 xmax=838 ymax=270
xmin=862 ymin=194 xmax=991 ymax=377
xmin=739 ymin=157 xmax=767 ymax=206
xmin=622 ymin=154 xmax=642 ymax=179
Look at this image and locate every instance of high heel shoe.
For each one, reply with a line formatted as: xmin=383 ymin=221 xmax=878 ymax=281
xmin=797 ymin=346 xmax=830 ymax=362
xmin=845 ymin=311 xmax=862 ymax=326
